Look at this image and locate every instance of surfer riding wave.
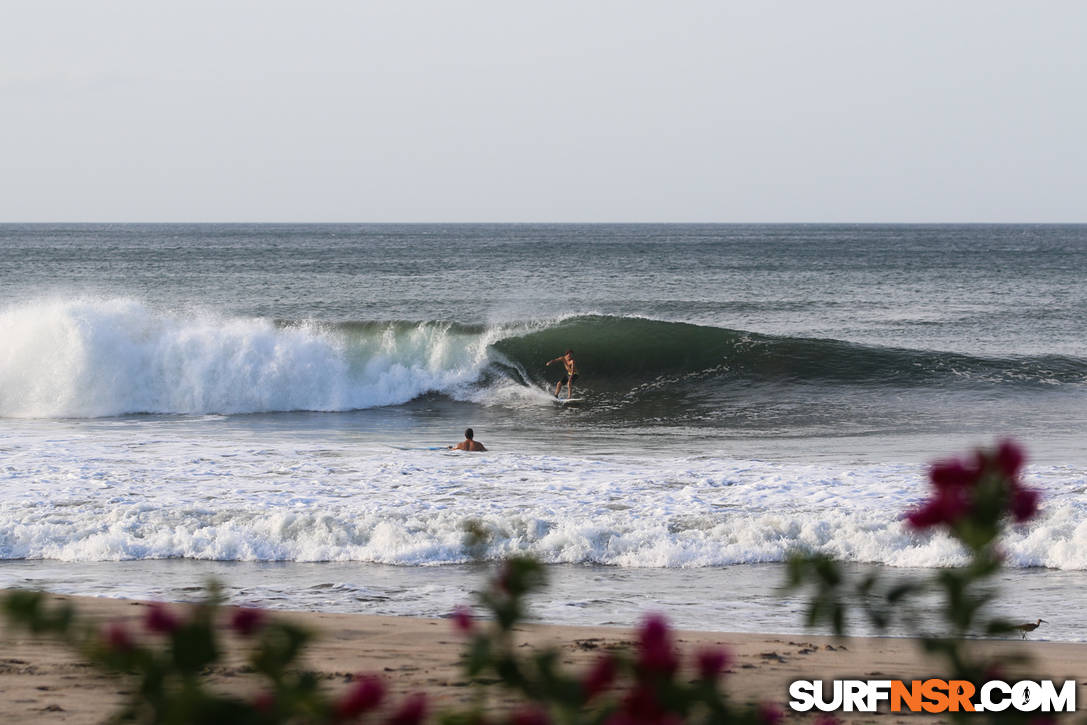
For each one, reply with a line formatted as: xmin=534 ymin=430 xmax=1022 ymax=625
xmin=546 ymin=349 xmax=579 ymax=399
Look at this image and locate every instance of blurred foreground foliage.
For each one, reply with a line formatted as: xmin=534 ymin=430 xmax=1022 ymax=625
xmin=786 ymin=440 xmax=1055 ymax=720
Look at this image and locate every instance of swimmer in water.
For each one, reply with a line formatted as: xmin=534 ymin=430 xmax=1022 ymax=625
xmin=449 ymin=427 xmax=487 ymax=451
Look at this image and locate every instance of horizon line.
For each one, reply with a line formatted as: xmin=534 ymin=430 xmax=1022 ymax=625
xmin=3 ymin=220 xmax=1087 ymax=226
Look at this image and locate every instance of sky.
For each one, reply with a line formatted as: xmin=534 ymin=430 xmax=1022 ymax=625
xmin=1 ymin=1 xmax=1085 ymax=223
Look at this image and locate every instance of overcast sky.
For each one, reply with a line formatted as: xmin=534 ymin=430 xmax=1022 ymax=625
xmin=2 ymin=1 xmax=1084 ymax=222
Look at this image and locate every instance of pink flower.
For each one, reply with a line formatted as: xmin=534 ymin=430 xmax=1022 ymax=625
xmin=906 ymin=486 xmax=971 ymax=529
xmin=144 ymin=602 xmax=180 ymax=634
xmin=581 ymin=654 xmax=617 ymax=699
xmin=911 ymin=442 xmax=1040 ymax=530
xmin=622 ymin=683 xmax=663 ymax=721
xmin=337 ymin=674 xmax=386 ymax=719
xmin=758 ymin=702 xmax=784 ymax=725
xmin=640 ymin=641 xmax=678 ymax=674
xmin=386 ymin=693 xmax=427 ymax=725
xmin=995 ymin=440 xmax=1026 ymax=479
xmin=103 ymin=622 xmax=134 ymax=652
xmin=230 ymin=607 xmax=265 ymax=637
xmin=695 ymin=647 xmax=731 ymax=680
xmin=253 ymin=691 xmax=276 ymax=713
xmin=451 ymin=605 xmax=474 ymax=634
xmin=637 ymin=614 xmax=677 ymax=675
xmin=929 ymin=458 xmax=982 ymax=490
xmin=511 ymin=706 xmax=550 ymax=725
xmin=639 ymin=614 xmax=670 ymax=648
xmin=1011 ymin=487 xmax=1040 ymax=522
xmin=905 ymin=499 xmax=944 ymax=529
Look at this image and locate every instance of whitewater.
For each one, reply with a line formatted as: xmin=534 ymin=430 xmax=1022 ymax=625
xmin=0 ymin=297 xmax=514 ymax=418
xmin=3 ymin=417 xmax=1087 ymax=569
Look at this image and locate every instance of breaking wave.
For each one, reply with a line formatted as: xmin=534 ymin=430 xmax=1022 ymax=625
xmin=2 ymin=298 xmax=1084 ymax=418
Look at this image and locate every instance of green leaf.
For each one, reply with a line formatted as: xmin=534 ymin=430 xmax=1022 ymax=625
xmin=465 ymin=635 xmax=491 ymax=677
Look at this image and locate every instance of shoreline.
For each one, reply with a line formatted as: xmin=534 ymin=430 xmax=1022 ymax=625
xmin=5 ymin=559 xmax=1085 ymax=644
xmin=2 ymin=591 xmax=1086 ymax=723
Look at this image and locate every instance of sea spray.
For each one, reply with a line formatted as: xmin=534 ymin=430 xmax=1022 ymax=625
xmin=0 ymin=299 xmax=494 ymax=417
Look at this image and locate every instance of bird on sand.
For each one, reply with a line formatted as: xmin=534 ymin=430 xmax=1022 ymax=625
xmin=1013 ymin=618 xmax=1047 ymax=639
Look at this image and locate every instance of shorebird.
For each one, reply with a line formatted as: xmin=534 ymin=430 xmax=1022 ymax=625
xmin=1013 ymin=618 xmax=1047 ymax=639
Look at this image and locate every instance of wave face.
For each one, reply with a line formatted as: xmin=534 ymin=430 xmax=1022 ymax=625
xmin=2 ymin=299 xmax=1085 ymax=419
xmin=494 ymin=315 xmax=1087 ymax=390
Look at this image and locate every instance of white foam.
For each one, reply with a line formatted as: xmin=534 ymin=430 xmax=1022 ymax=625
xmin=2 ymin=421 xmax=1085 ymax=570
xmin=0 ymin=298 xmax=508 ymax=418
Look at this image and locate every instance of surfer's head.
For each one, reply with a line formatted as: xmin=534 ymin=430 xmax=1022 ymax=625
xmin=565 ymin=349 xmax=574 ymax=357
xmin=464 ymin=428 xmax=474 ymax=440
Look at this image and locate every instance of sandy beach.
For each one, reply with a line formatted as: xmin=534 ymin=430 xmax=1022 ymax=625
xmin=1 ymin=591 xmax=1084 ymax=723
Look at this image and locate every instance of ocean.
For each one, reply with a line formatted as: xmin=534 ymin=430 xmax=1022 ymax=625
xmin=2 ymin=224 xmax=1085 ymax=639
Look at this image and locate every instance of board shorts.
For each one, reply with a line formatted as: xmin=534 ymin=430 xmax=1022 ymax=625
xmin=561 ymin=373 xmax=579 ymax=384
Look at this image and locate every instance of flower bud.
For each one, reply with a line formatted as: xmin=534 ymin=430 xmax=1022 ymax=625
xmin=929 ymin=458 xmax=981 ymax=490
xmin=758 ymin=702 xmax=784 ymax=725
xmin=906 ymin=486 xmax=971 ymax=529
xmin=253 ymin=691 xmax=276 ymax=713
xmin=637 ymin=614 xmax=677 ymax=675
xmin=387 ymin=693 xmax=427 ymax=725
xmin=230 ymin=607 xmax=266 ymax=637
xmin=103 ymin=622 xmax=134 ymax=652
xmin=581 ymin=654 xmax=617 ymax=699
xmin=451 ymin=605 xmax=474 ymax=634
xmin=995 ymin=440 xmax=1026 ymax=479
xmin=144 ymin=602 xmax=180 ymax=634
xmin=1011 ymin=487 xmax=1040 ymax=522
xmin=337 ymin=675 xmax=386 ymax=720
xmin=511 ymin=706 xmax=549 ymax=725
xmin=695 ymin=647 xmax=731 ymax=680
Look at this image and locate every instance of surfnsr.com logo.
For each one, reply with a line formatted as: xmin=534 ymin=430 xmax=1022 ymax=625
xmin=789 ymin=679 xmax=1077 ymax=714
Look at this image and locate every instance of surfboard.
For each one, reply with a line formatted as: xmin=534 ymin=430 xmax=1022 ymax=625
xmin=558 ymin=397 xmax=584 ymax=406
